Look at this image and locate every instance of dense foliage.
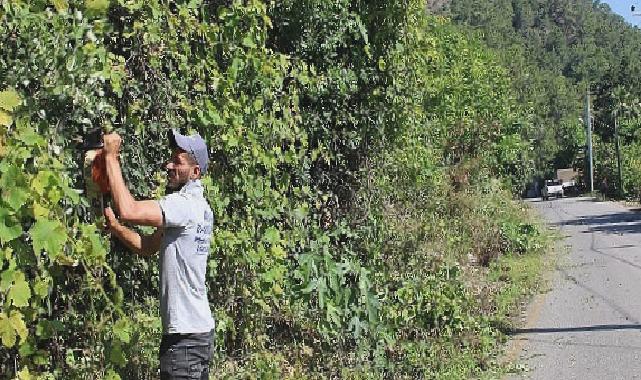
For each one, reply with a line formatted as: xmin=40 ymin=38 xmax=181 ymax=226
xmin=1 ymin=1 xmax=549 ymax=379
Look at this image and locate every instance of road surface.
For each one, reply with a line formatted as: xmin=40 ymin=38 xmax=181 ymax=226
xmin=506 ymin=196 xmax=641 ymax=380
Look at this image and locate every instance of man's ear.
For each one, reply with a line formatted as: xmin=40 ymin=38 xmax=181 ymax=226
xmin=192 ymin=165 xmax=202 ymax=179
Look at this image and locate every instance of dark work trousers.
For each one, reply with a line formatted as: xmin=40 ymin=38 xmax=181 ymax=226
xmin=159 ymin=331 xmax=213 ymax=380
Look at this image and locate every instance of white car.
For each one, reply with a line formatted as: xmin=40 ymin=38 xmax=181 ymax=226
xmin=542 ymin=179 xmax=564 ymax=200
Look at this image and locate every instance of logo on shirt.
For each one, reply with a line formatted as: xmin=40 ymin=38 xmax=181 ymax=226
xmin=195 ymin=210 xmax=213 ymax=254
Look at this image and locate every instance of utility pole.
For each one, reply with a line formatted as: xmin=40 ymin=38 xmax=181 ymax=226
xmin=585 ymin=88 xmax=594 ymax=192
xmin=615 ymin=109 xmax=624 ymax=197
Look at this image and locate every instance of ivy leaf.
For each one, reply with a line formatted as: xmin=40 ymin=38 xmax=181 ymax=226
xmin=15 ymin=366 xmax=32 ymax=380
xmin=0 ymin=164 xmax=20 ymax=189
xmin=0 ymin=207 xmax=22 ymax=245
xmin=0 ymin=311 xmax=28 ymax=348
xmin=85 ymin=0 xmax=110 ymax=15
xmin=0 ymin=110 xmax=12 ymax=127
xmin=0 ymin=269 xmax=15 ymax=292
xmin=242 ymin=35 xmax=257 ymax=49
xmin=262 ymin=227 xmax=280 ymax=244
xmin=80 ymin=224 xmax=106 ymax=259
xmin=271 ymin=245 xmax=286 ymax=259
xmin=109 ymin=341 xmax=126 ymax=367
xmin=0 ymin=89 xmax=21 ymax=112
xmin=8 ymin=271 xmax=31 ymax=307
xmin=104 ymin=369 xmax=121 ymax=380
xmin=52 ymin=0 xmax=69 ymax=13
xmin=33 ymin=278 xmax=49 ymax=299
xmin=29 ymin=219 xmax=67 ymax=257
xmin=18 ymin=341 xmax=35 ymax=357
xmin=0 ymin=166 xmax=28 ymax=211
xmin=0 ymin=313 xmax=14 ymax=347
xmin=5 ymin=186 xmax=29 ymax=211
xmin=32 ymin=202 xmax=50 ymax=220
xmin=112 ymin=319 xmax=131 ymax=343
xmin=16 ymin=126 xmax=45 ymax=147
xmin=207 ymin=108 xmax=225 ymax=126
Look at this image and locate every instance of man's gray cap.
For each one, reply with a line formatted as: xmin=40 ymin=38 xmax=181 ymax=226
xmin=169 ymin=129 xmax=209 ymax=174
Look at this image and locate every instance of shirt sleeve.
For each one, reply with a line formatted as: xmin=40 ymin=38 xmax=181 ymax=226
xmin=157 ymin=193 xmax=195 ymax=228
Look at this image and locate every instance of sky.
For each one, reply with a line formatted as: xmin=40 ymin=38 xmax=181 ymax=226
xmin=601 ymin=0 xmax=640 ymax=26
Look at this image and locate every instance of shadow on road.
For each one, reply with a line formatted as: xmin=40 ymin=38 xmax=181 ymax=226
xmin=507 ymin=324 xmax=641 ymax=335
xmin=551 ymin=212 xmax=641 ymax=235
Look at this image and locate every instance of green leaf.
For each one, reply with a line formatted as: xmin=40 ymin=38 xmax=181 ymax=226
xmin=0 ymin=89 xmax=21 ymax=112
xmin=8 ymin=271 xmax=31 ymax=307
xmin=52 ymin=0 xmax=69 ymax=13
xmin=271 ymin=245 xmax=286 ymax=259
xmin=5 ymin=186 xmax=29 ymax=211
xmin=0 ymin=165 xmax=28 ymax=211
xmin=104 ymin=369 xmax=121 ymax=380
xmin=18 ymin=340 xmax=35 ymax=357
xmin=109 ymin=341 xmax=126 ymax=367
xmin=0 ymin=111 xmax=12 ymax=126
xmin=207 ymin=109 xmax=224 ymax=126
xmin=0 ymin=269 xmax=15 ymax=292
xmin=85 ymin=0 xmax=110 ymax=15
xmin=33 ymin=278 xmax=49 ymax=299
xmin=262 ymin=227 xmax=280 ymax=244
xmin=31 ymin=170 xmax=53 ymax=197
xmin=15 ymin=367 xmax=32 ymax=380
xmin=0 ymin=208 xmax=22 ymax=245
xmin=0 ymin=165 xmax=20 ymax=189
xmin=242 ymin=35 xmax=257 ymax=49
xmin=112 ymin=319 xmax=131 ymax=343
xmin=29 ymin=219 xmax=67 ymax=257
xmin=0 ymin=313 xmax=16 ymax=347
xmin=80 ymin=224 xmax=106 ymax=260
xmin=0 ymin=311 xmax=28 ymax=348
xmin=32 ymin=203 xmax=50 ymax=220
xmin=16 ymin=126 xmax=45 ymax=147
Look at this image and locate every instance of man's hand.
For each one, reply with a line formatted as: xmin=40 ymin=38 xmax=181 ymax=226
xmin=104 ymin=207 xmax=119 ymax=231
xmin=103 ymin=133 xmax=122 ymax=157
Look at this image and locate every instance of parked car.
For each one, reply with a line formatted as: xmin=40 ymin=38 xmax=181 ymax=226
xmin=561 ymin=179 xmax=579 ymax=196
xmin=542 ymin=179 xmax=564 ymax=200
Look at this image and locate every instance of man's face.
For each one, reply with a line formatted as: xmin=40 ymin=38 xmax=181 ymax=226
xmin=165 ymin=149 xmax=198 ymax=190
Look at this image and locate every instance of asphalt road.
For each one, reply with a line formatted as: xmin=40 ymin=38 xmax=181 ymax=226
xmin=506 ymin=196 xmax=641 ymax=380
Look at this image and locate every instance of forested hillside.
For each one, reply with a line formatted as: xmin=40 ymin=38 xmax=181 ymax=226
xmin=438 ymin=0 xmax=641 ymax=195
xmin=4 ymin=0 xmax=627 ymax=379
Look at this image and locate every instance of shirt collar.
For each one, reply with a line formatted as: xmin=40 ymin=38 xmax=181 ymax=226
xmin=180 ymin=179 xmax=203 ymax=196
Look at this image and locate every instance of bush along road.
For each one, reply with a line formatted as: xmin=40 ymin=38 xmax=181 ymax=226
xmin=1 ymin=1 xmax=553 ymax=378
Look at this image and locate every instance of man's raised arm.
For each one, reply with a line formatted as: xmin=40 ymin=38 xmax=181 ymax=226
xmin=102 ymin=133 xmax=164 ymax=227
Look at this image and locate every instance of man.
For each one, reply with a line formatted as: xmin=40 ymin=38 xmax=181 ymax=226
xmin=102 ymin=130 xmax=215 ymax=380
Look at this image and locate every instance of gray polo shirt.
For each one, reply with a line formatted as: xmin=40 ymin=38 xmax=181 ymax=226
xmin=157 ymin=180 xmax=215 ymax=334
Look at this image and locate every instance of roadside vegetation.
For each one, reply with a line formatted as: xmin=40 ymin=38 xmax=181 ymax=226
xmin=440 ymin=0 xmax=641 ymax=195
xmin=0 ymin=1 xmax=566 ymax=379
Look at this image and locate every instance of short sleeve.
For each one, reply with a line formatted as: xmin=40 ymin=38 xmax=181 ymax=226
xmin=157 ymin=193 xmax=194 ymax=227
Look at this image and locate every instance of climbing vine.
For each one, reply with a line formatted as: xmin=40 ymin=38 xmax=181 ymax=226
xmin=0 ymin=1 xmax=542 ymax=378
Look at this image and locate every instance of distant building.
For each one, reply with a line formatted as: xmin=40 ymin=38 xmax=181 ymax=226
xmin=557 ymin=168 xmax=579 ymax=186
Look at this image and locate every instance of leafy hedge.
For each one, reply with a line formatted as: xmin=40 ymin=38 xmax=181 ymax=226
xmin=0 ymin=1 xmax=542 ymax=378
